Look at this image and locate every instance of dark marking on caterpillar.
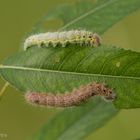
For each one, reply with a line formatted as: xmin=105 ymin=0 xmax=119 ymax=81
xmin=24 ymin=30 xmax=101 ymax=50
xmin=25 ymin=82 xmax=115 ymax=108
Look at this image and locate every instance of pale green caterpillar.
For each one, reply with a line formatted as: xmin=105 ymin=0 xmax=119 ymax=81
xmin=24 ymin=30 xmax=101 ymax=50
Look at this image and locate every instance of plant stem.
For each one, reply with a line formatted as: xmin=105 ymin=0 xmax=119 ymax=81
xmin=0 ymin=82 xmax=9 ymax=100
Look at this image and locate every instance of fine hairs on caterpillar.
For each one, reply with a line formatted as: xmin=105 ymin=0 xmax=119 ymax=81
xmin=25 ymin=82 xmax=115 ymax=108
xmin=24 ymin=30 xmax=101 ymax=50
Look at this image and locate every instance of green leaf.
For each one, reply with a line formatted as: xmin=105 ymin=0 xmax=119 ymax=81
xmin=0 ymin=45 xmax=140 ymax=108
xmin=34 ymin=0 xmax=140 ymax=34
xmin=32 ymin=98 xmax=118 ymax=140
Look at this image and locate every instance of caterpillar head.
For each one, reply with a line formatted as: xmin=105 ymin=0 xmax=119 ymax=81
xmin=91 ymin=33 xmax=101 ymax=47
xmin=89 ymin=83 xmax=115 ymax=101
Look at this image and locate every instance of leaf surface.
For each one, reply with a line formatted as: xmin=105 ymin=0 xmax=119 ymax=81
xmin=0 ymin=45 xmax=140 ymax=108
xmin=32 ymin=98 xmax=117 ymax=140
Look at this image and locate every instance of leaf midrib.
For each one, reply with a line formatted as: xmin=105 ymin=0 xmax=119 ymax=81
xmin=0 ymin=65 xmax=139 ymax=80
xmin=59 ymin=0 xmax=117 ymax=31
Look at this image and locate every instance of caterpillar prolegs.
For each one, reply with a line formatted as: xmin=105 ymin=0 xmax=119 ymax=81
xmin=24 ymin=30 xmax=101 ymax=50
xmin=25 ymin=82 xmax=115 ymax=108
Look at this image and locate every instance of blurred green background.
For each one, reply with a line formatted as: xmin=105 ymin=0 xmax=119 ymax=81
xmin=0 ymin=0 xmax=140 ymax=140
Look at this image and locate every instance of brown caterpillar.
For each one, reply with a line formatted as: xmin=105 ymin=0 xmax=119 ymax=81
xmin=25 ymin=82 xmax=115 ymax=107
